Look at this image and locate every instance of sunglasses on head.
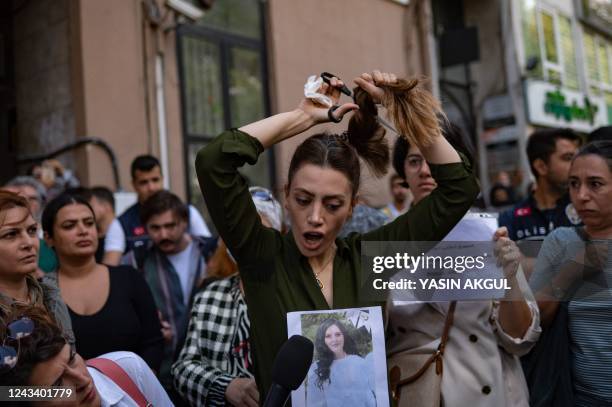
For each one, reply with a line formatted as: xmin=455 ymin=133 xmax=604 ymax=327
xmin=0 ymin=316 xmax=35 ymax=373
xmin=250 ymin=189 xmax=274 ymax=202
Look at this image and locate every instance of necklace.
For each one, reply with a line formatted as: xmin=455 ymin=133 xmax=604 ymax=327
xmin=312 ymin=246 xmax=337 ymax=290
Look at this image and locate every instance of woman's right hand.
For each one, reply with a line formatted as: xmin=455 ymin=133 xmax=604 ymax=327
xmin=298 ymin=76 xmax=358 ymax=124
xmin=225 ymin=378 xmax=259 ymax=407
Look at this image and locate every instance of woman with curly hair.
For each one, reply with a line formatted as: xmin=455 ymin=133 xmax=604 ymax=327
xmin=306 ymin=318 xmax=376 ymax=406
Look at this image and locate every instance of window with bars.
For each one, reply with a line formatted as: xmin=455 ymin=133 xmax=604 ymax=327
xmin=177 ymin=0 xmax=273 ymax=233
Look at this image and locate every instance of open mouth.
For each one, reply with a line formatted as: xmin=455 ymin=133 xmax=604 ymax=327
xmin=303 ymin=232 xmax=324 ymax=250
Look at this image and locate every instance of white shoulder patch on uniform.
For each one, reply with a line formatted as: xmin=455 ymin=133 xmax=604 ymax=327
xmin=565 ymin=203 xmax=582 ymax=225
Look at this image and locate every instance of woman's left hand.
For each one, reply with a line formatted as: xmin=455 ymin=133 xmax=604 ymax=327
xmin=353 ymin=70 xmax=398 ymax=104
xmin=298 ymin=76 xmax=358 ymax=124
xmin=493 ymin=227 xmax=521 ymax=279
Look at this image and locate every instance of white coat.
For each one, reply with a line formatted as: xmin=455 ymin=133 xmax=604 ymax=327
xmin=386 ymin=274 xmax=541 ymax=407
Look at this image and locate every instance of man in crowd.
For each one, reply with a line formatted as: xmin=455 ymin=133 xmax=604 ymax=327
xmin=103 ymin=155 xmax=211 ymax=266
xmin=381 ymin=173 xmax=411 ymax=221
xmin=88 ymin=186 xmax=116 ymax=263
xmin=498 ymin=128 xmax=582 ymax=241
xmin=139 ymin=190 xmax=217 ymax=388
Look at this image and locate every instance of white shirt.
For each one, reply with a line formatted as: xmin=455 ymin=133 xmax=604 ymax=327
xmin=166 ymin=240 xmax=197 ymax=305
xmin=88 ymin=351 xmax=173 ymax=407
xmin=105 ymin=205 xmax=211 ymax=253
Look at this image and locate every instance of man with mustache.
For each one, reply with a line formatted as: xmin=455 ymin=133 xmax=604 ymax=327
xmin=139 ymin=190 xmax=217 ymax=392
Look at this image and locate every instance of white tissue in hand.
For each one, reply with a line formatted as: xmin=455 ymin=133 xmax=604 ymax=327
xmin=304 ymin=75 xmax=333 ymax=108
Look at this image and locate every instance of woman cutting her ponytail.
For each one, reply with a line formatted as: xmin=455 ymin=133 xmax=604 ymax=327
xmin=196 ymin=71 xmax=480 ymax=397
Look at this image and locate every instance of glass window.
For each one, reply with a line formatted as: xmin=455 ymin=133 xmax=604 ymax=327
xmin=521 ymin=0 xmax=542 ymax=77
xmin=229 ymin=47 xmax=264 ymax=128
xmin=186 ymin=142 xmax=212 ymax=233
xmin=584 ymin=31 xmax=599 ymax=83
xmin=547 ymin=69 xmax=562 ymax=85
xmin=598 ymin=41 xmax=610 ymax=85
xmin=195 ymin=0 xmax=261 ymax=39
xmin=541 ymin=12 xmax=558 ymax=64
xmin=179 ymin=0 xmax=273 ymax=211
xmin=606 ymin=91 xmax=612 ymax=123
xmin=520 ymin=1 xmax=579 ymax=88
xmin=181 ymin=37 xmax=224 ymax=137
xmin=559 ymin=16 xmax=579 ymax=89
xmin=186 ymin=139 xmax=272 ymax=236
xmin=589 ymin=85 xmax=602 ymax=96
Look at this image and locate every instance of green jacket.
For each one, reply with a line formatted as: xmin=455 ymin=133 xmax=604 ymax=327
xmin=196 ymin=129 xmax=479 ymax=399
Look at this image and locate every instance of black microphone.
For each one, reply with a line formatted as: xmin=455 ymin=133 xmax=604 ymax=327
xmin=263 ymin=335 xmax=314 ymax=407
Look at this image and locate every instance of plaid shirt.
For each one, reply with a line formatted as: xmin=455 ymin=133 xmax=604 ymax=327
xmin=171 ymin=274 xmax=252 ymax=406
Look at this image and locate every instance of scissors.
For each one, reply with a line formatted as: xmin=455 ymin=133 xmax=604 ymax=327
xmin=320 ymin=72 xmax=352 ymax=97
xmin=321 ymin=71 xmax=399 ymax=134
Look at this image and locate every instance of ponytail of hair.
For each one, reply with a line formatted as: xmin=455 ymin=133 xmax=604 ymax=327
xmin=347 ymin=87 xmax=389 ymax=177
xmin=383 ymin=77 xmax=445 ymax=147
xmin=346 ymin=76 xmax=445 ymax=177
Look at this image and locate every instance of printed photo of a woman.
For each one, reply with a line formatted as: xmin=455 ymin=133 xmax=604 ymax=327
xmin=306 ymin=318 xmax=376 ymax=407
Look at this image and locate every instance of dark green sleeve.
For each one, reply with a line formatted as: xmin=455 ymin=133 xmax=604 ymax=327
xmin=362 ymin=154 xmax=480 ymax=242
xmin=195 ymin=129 xmax=282 ymax=272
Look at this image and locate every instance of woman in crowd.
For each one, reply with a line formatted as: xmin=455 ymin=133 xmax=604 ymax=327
xmin=307 ymin=318 xmax=376 ymax=407
xmin=386 ymin=123 xmax=540 ymax=407
xmin=391 ymin=121 xmax=475 ymax=208
xmin=196 ymin=70 xmax=480 ymax=396
xmin=172 ymin=187 xmax=284 ymax=407
xmin=41 ymin=193 xmax=163 ymax=371
xmin=530 ymin=140 xmax=612 ymax=406
xmin=0 ymin=304 xmax=172 ymax=406
xmin=0 ymin=190 xmax=73 ymax=343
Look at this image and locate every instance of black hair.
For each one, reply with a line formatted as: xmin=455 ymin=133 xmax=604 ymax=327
xmin=41 ymin=193 xmax=95 ymax=238
xmin=90 ymin=186 xmax=115 ymax=212
xmin=588 ymin=126 xmax=612 ymax=143
xmin=527 ymin=128 xmax=581 ymax=178
xmin=314 ymin=318 xmax=360 ymax=389
xmin=288 ymin=77 xmax=445 ymax=198
xmin=130 ymin=155 xmax=161 ymax=179
xmin=573 ymin=140 xmax=612 ymax=172
xmin=392 ymin=121 xmax=475 ymax=181
xmin=140 ymin=190 xmax=188 ymax=226
xmin=63 ymin=187 xmax=92 ymax=201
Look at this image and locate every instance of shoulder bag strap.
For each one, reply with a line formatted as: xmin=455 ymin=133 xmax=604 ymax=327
xmin=393 ymin=300 xmax=457 ymax=386
xmin=87 ymin=358 xmax=151 ymax=407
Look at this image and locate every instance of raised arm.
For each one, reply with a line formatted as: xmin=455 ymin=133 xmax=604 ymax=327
xmin=355 ymin=71 xmax=479 ymax=243
xmin=354 ymin=71 xmax=460 ymax=165
xmin=196 ymin=78 xmax=356 ymax=270
xmin=239 ymin=77 xmax=358 ymax=148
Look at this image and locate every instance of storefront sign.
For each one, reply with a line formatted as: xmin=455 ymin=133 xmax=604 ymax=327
xmin=525 ymin=80 xmax=608 ymax=133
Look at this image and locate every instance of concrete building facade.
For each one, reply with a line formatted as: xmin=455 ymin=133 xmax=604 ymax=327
xmin=2 ymin=0 xmax=434 ymax=223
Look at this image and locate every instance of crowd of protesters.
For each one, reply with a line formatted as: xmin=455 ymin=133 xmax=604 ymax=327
xmin=0 ymin=70 xmax=610 ymax=407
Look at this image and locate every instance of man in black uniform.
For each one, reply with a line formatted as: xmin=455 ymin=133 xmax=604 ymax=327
xmin=498 ymin=128 xmax=581 ymax=276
